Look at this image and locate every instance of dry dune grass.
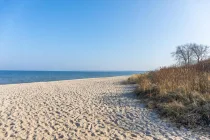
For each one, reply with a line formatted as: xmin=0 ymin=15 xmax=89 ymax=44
xmin=127 ymin=74 xmax=144 ymax=84
xmin=129 ymin=59 xmax=210 ymax=127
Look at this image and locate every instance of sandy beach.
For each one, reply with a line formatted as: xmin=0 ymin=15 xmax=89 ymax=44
xmin=0 ymin=76 xmax=209 ymax=140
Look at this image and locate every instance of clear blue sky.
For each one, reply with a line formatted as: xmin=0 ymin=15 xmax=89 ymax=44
xmin=0 ymin=0 xmax=210 ymax=71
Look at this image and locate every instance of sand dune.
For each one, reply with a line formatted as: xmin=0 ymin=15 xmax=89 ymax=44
xmin=0 ymin=76 xmax=209 ymax=140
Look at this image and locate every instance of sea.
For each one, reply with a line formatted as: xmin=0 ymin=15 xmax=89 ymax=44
xmin=0 ymin=71 xmax=144 ymax=85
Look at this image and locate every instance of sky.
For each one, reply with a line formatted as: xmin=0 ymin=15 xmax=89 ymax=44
xmin=0 ymin=0 xmax=210 ymax=71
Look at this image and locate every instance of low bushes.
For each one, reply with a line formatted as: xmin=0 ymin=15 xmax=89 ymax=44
xmin=129 ymin=60 xmax=210 ymax=127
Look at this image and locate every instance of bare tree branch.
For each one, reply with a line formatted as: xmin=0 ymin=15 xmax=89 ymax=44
xmin=191 ymin=44 xmax=209 ymax=63
xmin=171 ymin=43 xmax=209 ymax=65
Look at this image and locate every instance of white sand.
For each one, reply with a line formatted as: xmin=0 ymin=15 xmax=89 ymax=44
xmin=0 ymin=76 xmax=209 ymax=140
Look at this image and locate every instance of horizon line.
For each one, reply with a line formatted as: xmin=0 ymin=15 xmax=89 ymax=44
xmin=0 ymin=70 xmax=148 ymax=72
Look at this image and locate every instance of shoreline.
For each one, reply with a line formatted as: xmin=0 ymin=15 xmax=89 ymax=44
xmin=0 ymin=76 xmax=209 ymax=139
xmin=0 ymin=75 xmax=130 ymax=86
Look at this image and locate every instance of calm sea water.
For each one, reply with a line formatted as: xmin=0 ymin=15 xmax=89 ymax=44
xmin=0 ymin=71 xmax=143 ymax=85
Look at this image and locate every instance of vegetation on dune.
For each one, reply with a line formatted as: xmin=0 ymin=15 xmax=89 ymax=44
xmin=128 ymin=43 xmax=210 ymax=128
xmin=127 ymin=74 xmax=148 ymax=84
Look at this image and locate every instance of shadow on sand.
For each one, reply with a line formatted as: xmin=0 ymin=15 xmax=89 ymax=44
xmin=101 ymin=82 xmax=210 ymax=138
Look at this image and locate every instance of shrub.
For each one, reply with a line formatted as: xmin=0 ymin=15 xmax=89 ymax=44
xmin=127 ymin=74 xmax=144 ymax=84
xmin=128 ymin=59 xmax=210 ymax=127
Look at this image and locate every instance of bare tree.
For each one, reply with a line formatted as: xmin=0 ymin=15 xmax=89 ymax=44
xmin=172 ymin=43 xmax=209 ymax=65
xmin=190 ymin=44 xmax=209 ymax=63
xmin=185 ymin=44 xmax=194 ymax=65
xmin=172 ymin=44 xmax=193 ymax=65
xmin=172 ymin=46 xmax=186 ymax=65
